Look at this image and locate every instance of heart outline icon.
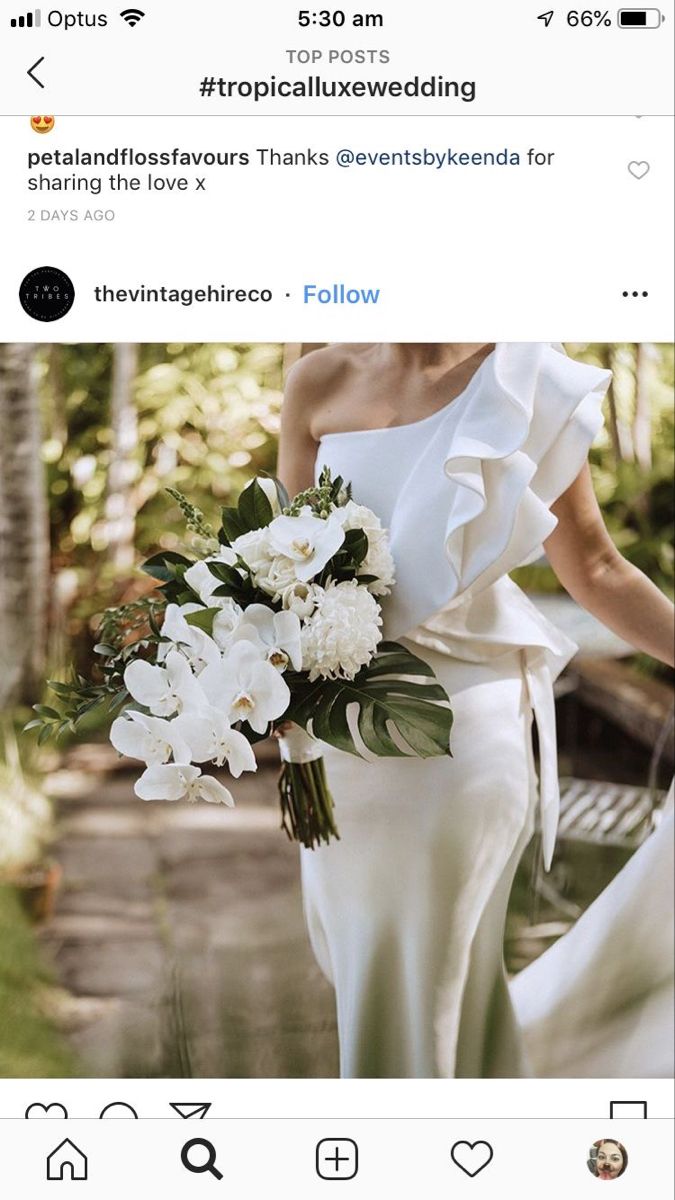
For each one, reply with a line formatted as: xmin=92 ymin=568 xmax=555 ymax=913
xmin=25 ymin=1102 xmax=68 ymax=1119
xmin=451 ymin=1139 xmax=494 ymax=1177
xmin=628 ymin=161 xmax=650 ymax=179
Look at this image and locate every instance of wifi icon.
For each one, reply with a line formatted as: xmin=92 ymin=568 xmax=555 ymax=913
xmin=120 ymin=7 xmax=144 ymax=25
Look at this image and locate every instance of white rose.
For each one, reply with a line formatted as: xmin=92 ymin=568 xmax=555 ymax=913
xmin=281 ymin=581 xmax=324 ymax=620
xmin=255 ymin=554 xmax=299 ymax=601
xmin=300 ymin=579 xmax=382 ymax=682
xmin=212 ymin=597 xmax=245 ymax=650
xmin=336 ymin=500 xmax=378 ymax=531
xmin=231 ymin=528 xmax=274 ymax=579
xmin=336 ymin=500 xmax=395 ymax=595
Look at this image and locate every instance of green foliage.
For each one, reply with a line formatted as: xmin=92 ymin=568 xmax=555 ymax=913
xmin=165 ymin=487 xmax=215 ymax=541
xmin=288 ymin=641 xmax=454 ymax=759
xmin=288 ymin=465 xmax=350 ymax=517
xmin=0 ymin=886 xmax=76 ymax=1077
xmin=39 ymin=342 xmax=283 ymax=670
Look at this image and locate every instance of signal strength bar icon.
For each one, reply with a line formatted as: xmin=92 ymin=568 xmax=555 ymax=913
xmin=120 ymin=7 xmax=145 ymax=25
xmin=10 ymin=7 xmax=41 ymax=26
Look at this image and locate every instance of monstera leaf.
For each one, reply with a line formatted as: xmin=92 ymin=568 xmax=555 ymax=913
xmin=287 ymin=641 xmax=453 ymax=759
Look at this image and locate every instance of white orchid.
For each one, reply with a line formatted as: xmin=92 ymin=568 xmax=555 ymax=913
xmin=110 ymin=710 xmax=192 ymax=765
xmin=134 ymin=763 xmax=234 ymax=806
xmin=124 ymin=650 xmax=205 ymax=718
xmin=199 ymin=640 xmax=290 ymax=734
xmin=172 ymin=708 xmax=257 ymax=775
xmin=266 ymin=512 xmax=345 ymax=583
xmin=231 ymin=604 xmax=302 ymax=672
xmin=156 ymin=603 xmax=221 ymax=674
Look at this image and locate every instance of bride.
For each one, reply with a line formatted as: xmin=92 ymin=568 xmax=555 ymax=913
xmin=277 ymin=342 xmax=674 ymax=1078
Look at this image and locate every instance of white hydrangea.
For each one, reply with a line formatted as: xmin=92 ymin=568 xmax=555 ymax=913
xmin=337 ymin=500 xmax=396 ymax=596
xmin=300 ymin=579 xmax=383 ymax=682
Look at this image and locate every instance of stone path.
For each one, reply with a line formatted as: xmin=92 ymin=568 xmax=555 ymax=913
xmin=41 ymin=747 xmax=339 ymax=1078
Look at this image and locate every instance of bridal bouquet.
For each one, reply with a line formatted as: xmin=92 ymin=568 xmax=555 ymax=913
xmin=28 ymin=470 xmax=453 ymax=848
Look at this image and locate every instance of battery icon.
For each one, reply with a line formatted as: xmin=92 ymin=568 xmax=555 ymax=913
xmin=618 ymin=8 xmax=664 ymax=26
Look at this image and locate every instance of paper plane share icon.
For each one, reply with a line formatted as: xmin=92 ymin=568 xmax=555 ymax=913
xmin=538 ymin=10 xmax=554 ymax=26
xmin=169 ymin=1102 xmax=212 ymax=1119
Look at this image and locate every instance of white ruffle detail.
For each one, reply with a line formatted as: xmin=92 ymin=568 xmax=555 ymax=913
xmin=380 ymin=343 xmax=610 ymax=869
xmin=383 ymin=343 xmax=611 ymax=642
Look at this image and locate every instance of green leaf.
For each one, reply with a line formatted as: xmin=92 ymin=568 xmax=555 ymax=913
xmin=206 ymin=561 xmax=243 ymax=587
xmin=32 ymin=705 xmax=60 ymax=719
xmin=221 ymin=506 xmax=246 ymax=542
xmin=22 ymin=718 xmax=44 ymax=732
xmin=287 ymin=641 xmax=453 ymax=759
xmin=237 ymin=478 xmax=274 ymax=531
xmin=142 ymin=551 xmax=191 ymax=582
xmin=48 ymin=681 xmax=75 ymax=697
xmin=342 ymin=528 xmax=369 ymax=566
xmin=183 ymin=607 xmax=219 ymax=634
xmin=37 ymin=724 xmax=54 ymax=746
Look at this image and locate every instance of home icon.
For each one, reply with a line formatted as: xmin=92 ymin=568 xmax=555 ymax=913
xmin=46 ymin=1138 xmax=88 ymax=1181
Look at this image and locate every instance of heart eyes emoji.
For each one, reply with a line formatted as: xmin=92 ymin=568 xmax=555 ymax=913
xmin=31 ymin=115 xmax=55 ymax=133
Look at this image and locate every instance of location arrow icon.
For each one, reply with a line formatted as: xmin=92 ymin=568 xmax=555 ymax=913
xmin=537 ymin=10 xmax=554 ymax=26
xmin=170 ymin=1102 xmax=212 ymax=1119
xmin=27 ymin=57 xmax=45 ymax=88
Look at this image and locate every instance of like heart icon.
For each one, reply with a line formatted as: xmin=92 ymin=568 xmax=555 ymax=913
xmin=451 ymin=1140 xmax=494 ymax=1177
xmin=627 ymin=161 xmax=650 ymax=179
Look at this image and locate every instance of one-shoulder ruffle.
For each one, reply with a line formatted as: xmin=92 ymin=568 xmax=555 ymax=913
xmin=383 ymin=343 xmax=611 ymax=641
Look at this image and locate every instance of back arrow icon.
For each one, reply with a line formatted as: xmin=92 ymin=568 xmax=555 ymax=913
xmin=27 ymin=57 xmax=45 ymax=88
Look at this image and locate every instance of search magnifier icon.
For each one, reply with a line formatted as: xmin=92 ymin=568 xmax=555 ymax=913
xmin=181 ymin=1138 xmax=223 ymax=1181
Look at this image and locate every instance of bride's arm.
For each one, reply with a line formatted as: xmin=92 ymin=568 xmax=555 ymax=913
xmin=545 ymin=463 xmax=675 ymax=667
xmin=277 ymin=359 xmax=320 ymax=496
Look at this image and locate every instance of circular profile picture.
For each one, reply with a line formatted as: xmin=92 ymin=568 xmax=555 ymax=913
xmin=587 ymin=1139 xmax=628 ymax=1180
xmin=19 ymin=267 xmax=75 ymax=322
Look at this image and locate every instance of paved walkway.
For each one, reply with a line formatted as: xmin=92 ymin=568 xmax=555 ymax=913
xmin=41 ymin=746 xmax=339 ymax=1078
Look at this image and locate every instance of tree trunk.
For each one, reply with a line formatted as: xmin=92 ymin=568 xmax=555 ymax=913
xmin=633 ymin=342 xmax=654 ymax=472
xmin=0 ymin=344 xmax=50 ymax=707
xmin=608 ymin=344 xmax=634 ymax=464
xmin=105 ymin=342 xmax=139 ymax=569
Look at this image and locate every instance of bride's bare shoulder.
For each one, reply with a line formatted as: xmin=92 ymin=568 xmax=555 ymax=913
xmin=285 ymin=344 xmax=371 ymax=399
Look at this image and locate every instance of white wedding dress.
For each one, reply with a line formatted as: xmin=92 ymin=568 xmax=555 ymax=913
xmin=300 ymin=342 xmax=613 ymax=1078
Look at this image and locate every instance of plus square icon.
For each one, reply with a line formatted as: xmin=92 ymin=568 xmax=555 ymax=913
xmin=316 ymin=1138 xmax=359 ymax=1180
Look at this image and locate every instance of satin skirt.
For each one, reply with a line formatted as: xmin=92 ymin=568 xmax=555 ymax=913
xmin=300 ymin=641 xmax=538 ymax=1078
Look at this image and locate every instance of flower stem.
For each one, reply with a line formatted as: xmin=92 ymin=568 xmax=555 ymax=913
xmin=278 ymin=758 xmax=340 ymax=849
